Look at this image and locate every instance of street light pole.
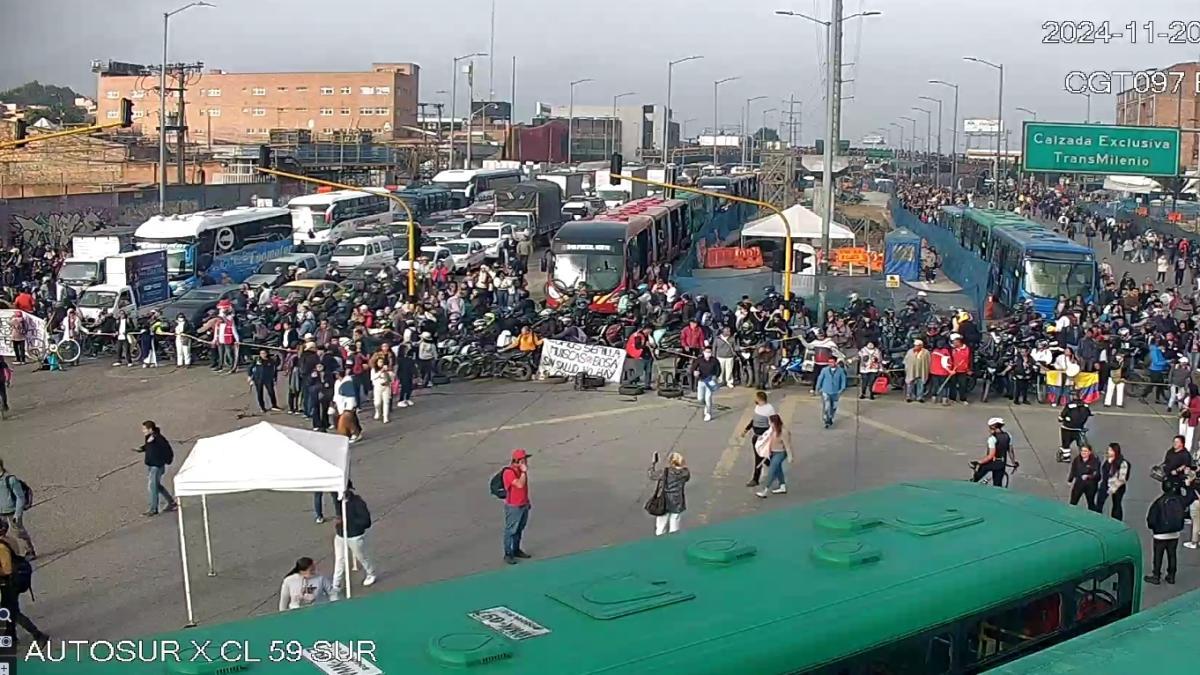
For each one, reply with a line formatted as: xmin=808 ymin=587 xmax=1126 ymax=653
xmin=664 ymin=55 xmax=703 ymax=166
xmin=919 ymin=95 xmax=943 ymax=188
xmin=930 ymin=79 xmax=959 ymax=196
xmin=610 ymin=91 xmax=636 ymax=158
xmin=712 ymin=76 xmax=739 ymax=166
xmin=760 ymin=107 xmax=778 ymax=158
xmin=900 ymin=116 xmax=917 ymax=178
xmin=160 ymin=1 xmax=214 ymax=213
xmin=913 ymin=107 xmax=931 ymax=179
xmin=568 ymin=77 xmax=594 ymax=165
xmin=965 ymin=56 xmax=1004 ymax=206
xmin=743 ymin=95 xmax=767 ymax=165
xmin=450 ymin=51 xmax=487 ymax=171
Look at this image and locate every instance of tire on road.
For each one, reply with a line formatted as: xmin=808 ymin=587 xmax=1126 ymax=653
xmin=618 ymin=384 xmax=645 ymax=396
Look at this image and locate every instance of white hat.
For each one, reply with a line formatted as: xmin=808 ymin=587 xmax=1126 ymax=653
xmin=987 ymin=417 xmax=1005 ymax=427
xmin=950 ymin=332 xmax=962 ymax=341
xmin=917 ymin=291 xmax=927 ymax=297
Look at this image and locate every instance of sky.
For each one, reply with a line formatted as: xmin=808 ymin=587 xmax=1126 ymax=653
xmin=3 ymin=0 xmax=1200 ymax=146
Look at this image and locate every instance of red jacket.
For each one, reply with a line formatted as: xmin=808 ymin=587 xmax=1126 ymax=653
xmin=930 ymin=349 xmax=952 ymax=377
xmin=1187 ymin=395 xmax=1200 ymax=428
xmin=625 ymin=332 xmax=649 ymax=359
xmin=951 ymin=345 xmax=972 ymax=374
xmin=12 ymin=293 xmax=34 ymax=313
xmin=680 ymin=325 xmax=705 ymax=350
xmin=212 ymin=320 xmax=239 ymax=345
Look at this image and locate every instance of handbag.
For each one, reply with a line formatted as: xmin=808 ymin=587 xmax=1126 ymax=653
xmin=755 ymin=430 xmax=774 ymax=459
xmin=644 ymin=474 xmax=668 ymax=516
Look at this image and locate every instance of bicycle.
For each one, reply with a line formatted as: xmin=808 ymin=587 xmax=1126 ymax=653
xmin=969 ymin=458 xmax=1020 ymax=487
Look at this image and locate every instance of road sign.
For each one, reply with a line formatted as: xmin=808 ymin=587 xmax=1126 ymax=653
xmin=1022 ymin=122 xmax=1180 ymax=176
xmin=885 ymin=274 xmax=901 ymax=289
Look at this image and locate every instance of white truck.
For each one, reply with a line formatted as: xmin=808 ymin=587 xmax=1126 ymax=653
xmin=77 ymin=250 xmax=171 ymax=323
xmin=536 ymin=172 xmax=586 ymax=201
xmin=593 ymin=166 xmax=647 ymax=208
xmin=59 ymin=229 xmax=136 ymax=293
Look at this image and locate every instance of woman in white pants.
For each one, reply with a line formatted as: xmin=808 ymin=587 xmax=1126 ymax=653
xmin=370 ymin=359 xmax=394 ymax=423
xmin=173 ymin=316 xmax=192 ymax=367
xmin=648 ymin=452 xmax=690 ymax=536
xmin=1180 ymin=383 xmax=1200 ymax=455
xmin=713 ymin=327 xmax=737 ymax=387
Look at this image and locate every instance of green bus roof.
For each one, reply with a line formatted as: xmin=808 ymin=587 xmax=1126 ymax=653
xmin=962 ymin=208 xmax=1036 ymax=229
xmin=21 ymin=481 xmax=1141 ymax=675
xmin=993 ymin=589 xmax=1200 ymax=673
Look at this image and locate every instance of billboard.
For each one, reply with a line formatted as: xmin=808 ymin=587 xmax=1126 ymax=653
xmin=698 ymin=135 xmax=742 ymax=148
xmin=860 ymin=134 xmax=885 ymax=146
xmin=964 ymin=119 xmax=1001 ymax=134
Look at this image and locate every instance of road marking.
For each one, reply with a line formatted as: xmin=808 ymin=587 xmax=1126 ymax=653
xmin=446 ymin=402 xmax=676 ymax=438
xmin=713 ymin=398 xmax=760 ymax=479
xmin=855 ymin=415 xmax=968 ymax=456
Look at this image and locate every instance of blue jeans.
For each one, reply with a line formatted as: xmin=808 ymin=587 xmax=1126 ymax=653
xmin=906 ymin=379 xmax=926 ymax=401
xmin=313 ymin=492 xmax=338 ymax=519
xmin=696 ymin=378 xmax=717 ymax=416
xmin=147 ymin=465 xmax=174 ymax=514
xmin=764 ymin=451 xmax=787 ymax=489
xmin=503 ymin=503 xmax=530 ymax=557
xmin=821 ymin=393 xmax=840 ymax=425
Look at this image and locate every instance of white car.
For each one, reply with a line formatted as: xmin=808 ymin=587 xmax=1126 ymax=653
xmin=440 ymin=239 xmax=487 ymax=273
xmin=464 ymin=223 xmax=515 ymax=260
xmin=395 ymin=245 xmax=453 ymax=272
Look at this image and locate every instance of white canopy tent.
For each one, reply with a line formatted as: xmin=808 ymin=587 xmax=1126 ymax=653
xmin=740 ymin=203 xmax=856 ymax=243
xmin=1102 ymin=175 xmax=1161 ymax=194
xmin=172 ymin=421 xmax=350 ymax=626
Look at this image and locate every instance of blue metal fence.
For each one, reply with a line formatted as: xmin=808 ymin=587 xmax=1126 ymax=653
xmin=888 ymin=200 xmax=988 ymax=316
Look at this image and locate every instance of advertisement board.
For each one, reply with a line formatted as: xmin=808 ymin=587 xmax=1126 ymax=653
xmin=128 ymin=249 xmax=170 ymax=306
xmin=964 ymin=119 xmax=1001 ymax=134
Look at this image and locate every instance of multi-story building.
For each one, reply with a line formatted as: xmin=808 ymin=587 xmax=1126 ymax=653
xmin=1114 ymin=61 xmax=1200 ymax=171
xmin=94 ymin=62 xmax=419 ymax=144
xmin=548 ymin=103 xmax=678 ymax=161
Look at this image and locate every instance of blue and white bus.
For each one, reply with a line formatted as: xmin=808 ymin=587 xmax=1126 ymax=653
xmin=987 ymin=223 xmax=1097 ymax=316
xmin=133 ymin=207 xmax=294 ymax=295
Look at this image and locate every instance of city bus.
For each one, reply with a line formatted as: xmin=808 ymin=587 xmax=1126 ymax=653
xmin=132 ymin=207 xmax=293 ymax=294
xmin=696 ymin=172 xmax=760 ymax=222
xmin=431 ymin=168 xmax=523 ymax=207
xmin=995 ymin=588 xmax=1200 ymax=673
xmin=286 ymin=189 xmax=395 ymax=245
xmin=24 ymin=481 xmax=1140 ymax=675
xmin=987 ymin=223 xmax=1097 ymax=315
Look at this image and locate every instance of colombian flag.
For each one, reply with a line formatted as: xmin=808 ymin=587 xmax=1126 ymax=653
xmin=1045 ymin=370 xmax=1102 ymax=405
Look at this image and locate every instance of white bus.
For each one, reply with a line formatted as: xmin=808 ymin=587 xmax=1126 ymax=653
xmin=286 ymin=189 xmax=395 ymax=245
xmin=133 ymin=206 xmax=294 ymax=294
xmin=431 ymin=168 xmax=523 ymax=207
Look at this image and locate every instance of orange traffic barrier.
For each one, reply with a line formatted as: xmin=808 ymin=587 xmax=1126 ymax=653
xmin=1168 ymin=212 xmax=1183 ymax=223
xmin=705 ymin=246 xmax=736 ymax=268
xmin=1136 ymin=207 xmax=1149 ymax=216
xmin=732 ymin=247 xmax=764 ymax=269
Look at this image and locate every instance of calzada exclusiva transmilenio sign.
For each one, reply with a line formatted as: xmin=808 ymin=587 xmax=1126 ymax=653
xmin=1021 ymin=122 xmax=1180 ymax=176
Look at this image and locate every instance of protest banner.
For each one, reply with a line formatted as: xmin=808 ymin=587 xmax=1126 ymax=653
xmin=0 ymin=309 xmax=49 ymax=359
xmin=537 ymin=339 xmax=627 ymax=383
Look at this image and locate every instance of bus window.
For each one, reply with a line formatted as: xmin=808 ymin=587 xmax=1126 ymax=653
xmin=965 ymin=591 xmax=1063 ymax=667
xmin=669 ymin=209 xmax=683 ymax=248
xmin=635 ymin=228 xmax=652 ymax=272
xmin=654 ymin=217 xmax=668 ymax=260
xmin=1073 ymin=564 xmax=1133 ymax=626
xmin=861 ymin=630 xmax=954 ymax=674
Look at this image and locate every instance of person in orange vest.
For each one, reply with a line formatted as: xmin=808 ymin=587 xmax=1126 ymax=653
xmin=929 ymin=339 xmax=953 ymax=404
xmin=947 ymin=333 xmax=973 ymax=406
xmin=625 ymin=326 xmax=655 ymax=388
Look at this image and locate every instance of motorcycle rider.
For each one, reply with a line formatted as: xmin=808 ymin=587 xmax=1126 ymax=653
xmin=551 ymin=316 xmax=587 ymax=344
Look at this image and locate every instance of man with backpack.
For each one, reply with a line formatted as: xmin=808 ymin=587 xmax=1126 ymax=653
xmin=0 ymin=460 xmax=35 ymax=560
xmin=330 ymin=482 xmax=376 ymax=600
xmin=133 ymin=421 xmax=175 ymax=517
xmin=0 ymin=518 xmax=47 ymax=646
xmin=1145 ymin=478 xmax=1191 ymax=585
xmin=491 ymin=449 xmax=531 ymax=565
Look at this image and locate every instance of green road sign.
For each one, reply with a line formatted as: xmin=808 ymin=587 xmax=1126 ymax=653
xmin=1022 ymin=122 xmax=1180 ymax=176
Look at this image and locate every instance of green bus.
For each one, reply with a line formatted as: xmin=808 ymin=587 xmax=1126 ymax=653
xmin=957 ymin=208 xmax=1030 ymax=262
xmin=994 ymin=588 xmax=1200 ymax=673
xmin=20 ymin=481 xmax=1141 ymax=675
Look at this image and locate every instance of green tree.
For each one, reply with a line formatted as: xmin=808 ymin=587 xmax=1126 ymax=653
xmin=0 ymin=80 xmax=87 ymax=126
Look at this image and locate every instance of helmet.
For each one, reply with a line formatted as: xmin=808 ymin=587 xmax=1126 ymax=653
xmin=987 ymin=417 xmax=1005 ymax=427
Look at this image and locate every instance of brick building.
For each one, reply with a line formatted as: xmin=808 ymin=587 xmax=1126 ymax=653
xmin=1115 ymin=61 xmax=1200 ymax=171
xmin=94 ymin=62 xmax=419 ymax=144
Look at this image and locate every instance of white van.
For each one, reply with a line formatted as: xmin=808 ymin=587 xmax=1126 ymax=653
xmin=330 ymin=236 xmax=395 ymax=269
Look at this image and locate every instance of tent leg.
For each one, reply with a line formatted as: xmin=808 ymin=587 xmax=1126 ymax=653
xmin=341 ymin=496 xmax=352 ymax=599
xmin=201 ymin=495 xmax=216 ymax=577
xmin=176 ymin=498 xmax=197 ymax=627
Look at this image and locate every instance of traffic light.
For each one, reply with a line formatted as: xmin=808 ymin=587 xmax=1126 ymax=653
xmin=13 ymin=119 xmax=27 ymax=143
xmin=118 ymin=98 xmax=134 ymax=128
xmin=258 ymin=144 xmax=273 ymax=170
xmin=793 ymin=247 xmax=814 ymax=274
xmin=609 ymin=152 xmax=622 ymax=186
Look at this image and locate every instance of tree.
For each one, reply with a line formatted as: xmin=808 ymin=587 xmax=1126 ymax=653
xmin=753 ymin=127 xmax=780 ymax=143
xmin=0 ymin=80 xmax=87 ymax=127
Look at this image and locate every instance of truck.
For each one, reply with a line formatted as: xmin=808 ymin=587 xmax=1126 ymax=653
xmin=485 ymin=180 xmax=565 ymax=244
xmin=594 ymin=166 xmax=647 ymax=208
xmin=535 ymin=172 xmax=587 ymax=201
xmin=58 ymin=228 xmax=137 ymax=293
xmin=76 ymin=250 xmax=171 ymax=324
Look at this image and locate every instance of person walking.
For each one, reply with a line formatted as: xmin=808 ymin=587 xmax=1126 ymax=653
xmin=132 ymin=420 xmax=175 ymax=517
xmin=755 ymin=414 xmax=792 ymax=498
xmin=0 ymin=518 xmax=48 ymax=645
xmin=1067 ymin=444 xmax=1101 ymax=511
xmin=370 ymin=358 xmax=394 ymax=423
xmin=740 ymin=391 xmax=776 ymax=488
xmin=1180 ymin=382 xmax=1200 ymax=456
xmin=278 ymin=557 xmax=333 ymax=611
xmin=1145 ymin=479 xmax=1188 ymax=585
xmin=248 ymin=350 xmax=282 ymax=414
xmin=902 ymin=339 xmax=930 ymax=403
xmin=0 ymin=356 xmax=11 ymax=420
xmin=395 ymin=345 xmax=416 ymax=408
xmin=8 ymin=313 xmax=26 ymax=365
xmin=1095 ymin=443 xmax=1131 ymax=521
xmin=114 ymin=310 xmax=135 ymax=367
xmin=330 ymin=483 xmax=377 ymax=599
xmin=816 ymin=357 xmax=848 ymax=429
xmin=691 ymin=346 xmax=720 ymax=422
xmin=857 ymin=340 xmax=883 ymax=400
xmin=647 ymin=452 xmax=690 ymax=535
xmin=416 ymin=332 xmax=438 ymax=388
xmin=333 ymin=371 xmax=363 ymax=443
xmin=0 ymin=461 xmax=33 ymax=559
xmin=307 ymin=363 xmax=334 ymax=432
xmin=284 ymin=346 xmax=304 ymax=415
xmin=501 ymin=449 xmax=532 ymax=565
xmin=1057 ymin=394 xmax=1092 ymax=462
xmin=1156 ymin=253 xmax=1169 ymax=284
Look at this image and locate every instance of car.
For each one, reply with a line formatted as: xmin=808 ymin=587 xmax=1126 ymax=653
xmin=157 ymin=284 xmax=244 ymax=327
xmin=270 ymin=279 xmax=344 ymax=306
xmin=291 ymin=241 xmax=335 ymax=266
xmin=439 ymin=239 xmax=487 ymax=273
xmin=425 ymin=216 xmax=479 ymax=242
xmin=396 ymin=245 xmax=454 ymax=272
xmin=561 ymin=197 xmax=604 ymax=221
xmin=464 ymin=223 xmax=515 ymax=260
xmin=242 ymin=253 xmax=322 ymax=289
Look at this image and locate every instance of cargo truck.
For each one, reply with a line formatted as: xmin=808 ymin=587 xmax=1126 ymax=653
xmin=594 ymin=166 xmax=647 ymax=208
xmin=58 ymin=228 xmax=137 ymax=293
xmin=76 ymin=250 xmax=171 ymax=323
xmin=486 ymin=180 xmax=565 ymax=244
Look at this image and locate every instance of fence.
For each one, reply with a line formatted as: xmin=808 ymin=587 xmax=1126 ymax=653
xmin=888 ymin=199 xmax=988 ymax=316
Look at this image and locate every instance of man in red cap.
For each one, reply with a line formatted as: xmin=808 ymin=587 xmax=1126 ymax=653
xmin=502 ymin=449 xmax=531 ymax=565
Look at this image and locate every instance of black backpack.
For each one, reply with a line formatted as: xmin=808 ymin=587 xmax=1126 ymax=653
xmin=489 ymin=467 xmax=513 ymax=499
xmin=1156 ymin=494 xmax=1186 ymax=532
xmin=0 ymin=541 xmax=32 ymax=596
xmin=5 ymin=475 xmax=32 ymax=510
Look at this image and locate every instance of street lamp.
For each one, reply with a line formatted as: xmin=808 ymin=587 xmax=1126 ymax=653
xmin=712 ymin=76 xmax=740 ymax=166
xmin=1015 ymin=106 xmax=1038 ymax=121
xmin=450 ymin=51 xmax=488 ymax=170
xmin=964 ymin=56 xmax=1004 ymax=206
xmin=743 ymin=95 xmax=768 ymax=165
xmin=918 ymin=95 xmax=943 ymax=188
xmin=758 ymin=107 xmax=778 ymax=159
xmin=610 ymin=91 xmax=637 ymax=158
xmin=160 ymin=1 xmax=214 ymax=213
xmin=929 ymin=79 xmax=960 ymax=196
xmin=889 ymin=121 xmax=906 ymax=173
xmin=568 ymin=77 xmax=594 ymax=165
xmin=1081 ymin=92 xmax=1092 ymax=123
xmin=664 ymin=55 xmax=703 ymax=165
xmin=912 ymin=106 xmax=932 ymax=179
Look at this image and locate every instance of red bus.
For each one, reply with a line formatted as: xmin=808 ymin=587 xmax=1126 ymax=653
xmin=545 ymin=197 xmax=690 ymax=313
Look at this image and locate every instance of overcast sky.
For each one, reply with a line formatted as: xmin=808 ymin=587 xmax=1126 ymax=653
xmin=3 ymin=0 xmax=1200 ymax=144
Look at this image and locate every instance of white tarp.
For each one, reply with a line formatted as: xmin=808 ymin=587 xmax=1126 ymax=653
xmin=740 ymin=204 xmax=856 ymax=242
xmin=174 ymin=421 xmax=349 ymax=497
xmin=537 ymin=339 xmax=627 ymax=383
xmin=1102 ymin=175 xmax=1161 ymax=194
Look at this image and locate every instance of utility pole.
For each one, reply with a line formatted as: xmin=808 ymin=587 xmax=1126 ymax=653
xmin=466 ymin=61 xmax=475 ymax=169
xmin=820 ymin=0 xmax=844 ymax=317
xmin=489 ymin=0 xmax=496 ymax=100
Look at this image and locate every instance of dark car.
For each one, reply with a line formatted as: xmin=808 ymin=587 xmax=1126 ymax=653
xmin=158 ymin=284 xmax=243 ymax=327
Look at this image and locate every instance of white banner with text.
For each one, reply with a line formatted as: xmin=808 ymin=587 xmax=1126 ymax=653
xmin=537 ymin=339 xmax=627 ymax=383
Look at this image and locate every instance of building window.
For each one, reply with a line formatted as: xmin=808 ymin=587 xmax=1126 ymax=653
xmin=321 ymin=87 xmax=334 ymax=95
xmin=105 ymin=91 xmax=119 ymax=99
xmin=130 ymin=90 xmax=145 ymax=99
xmin=320 ymin=108 xmax=334 ymax=116
xmin=252 ymin=87 xmax=267 ymax=96
xmin=360 ymin=107 xmax=374 ymax=116
xmin=132 ymin=110 xmax=145 ymax=119
xmin=376 ymin=107 xmax=390 ymax=116
xmin=276 ymin=86 xmax=288 ymax=92
xmin=340 ymin=108 xmax=351 ymax=116
xmin=340 ymin=86 xmax=352 ymax=95
xmin=295 ymin=107 xmax=308 ymax=112
xmin=106 ymin=110 xmax=119 ymax=119
xmin=252 ymin=108 xmax=266 ymax=117
xmin=206 ymin=88 xmax=221 ymax=97
xmin=296 ymin=86 xmax=308 ymax=92
xmin=206 ymin=108 xmax=221 ymax=117
xmin=374 ymin=86 xmax=390 ymax=95
xmin=277 ymin=107 xmax=290 ymax=113
xmin=361 ymin=86 xmax=374 ymax=95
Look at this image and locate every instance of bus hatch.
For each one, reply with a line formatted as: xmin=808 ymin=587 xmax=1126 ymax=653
xmin=811 ymin=540 xmax=882 ymax=568
xmin=886 ymin=508 xmax=983 ymax=536
xmin=427 ymin=631 xmax=514 ymax=668
xmin=684 ymin=538 xmax=757 ymax=565
xmin=548 ymin=573 xmax=695 ymax=619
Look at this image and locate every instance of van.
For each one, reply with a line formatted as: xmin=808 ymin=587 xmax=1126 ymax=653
xmin=330 ymin=236 xmax=394 ymax=269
